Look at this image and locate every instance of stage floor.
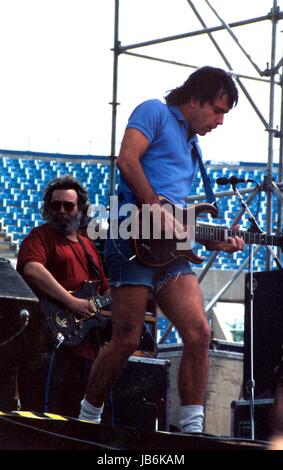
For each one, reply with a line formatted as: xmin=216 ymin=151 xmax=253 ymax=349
xmin=0 ymin=410 xmax=269 ymax=451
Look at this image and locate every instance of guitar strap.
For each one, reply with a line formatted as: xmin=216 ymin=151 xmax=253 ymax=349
xmin=77 ymin=235 xmax=101 ymax=280
xmin=192 ymin=143 xmax=217 ymax=207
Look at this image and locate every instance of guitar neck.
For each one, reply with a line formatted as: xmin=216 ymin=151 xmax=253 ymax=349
xmin=92 ymin=293 xmax=111 ymax=310
xmin=196 ymin=224 xmax=282 ymax=247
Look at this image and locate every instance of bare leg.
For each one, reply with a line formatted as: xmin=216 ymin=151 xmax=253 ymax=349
xmin=154 ymin=274 xmax=210 ymax=405
xmin=267 ymin=378 xmax=283 ymax=449
xmin=85 ymin=285 xmax=150 ymax=407
xmin=268 ymin=381 xmax=283 ymax=435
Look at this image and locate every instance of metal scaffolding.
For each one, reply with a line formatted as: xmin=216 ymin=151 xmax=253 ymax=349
xmin=108 ymin=1 xmax=283 ymax=336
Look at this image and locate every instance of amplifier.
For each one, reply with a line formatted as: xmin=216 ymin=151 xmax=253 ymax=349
xmin=231 ymin=398 xmax=273 ymax=441
xmin=244 ymin=270 xmax=283 ymax=399
xmin=0 ymin=259 xmax=39 ymax=370
xmin=102 ymin=355 xmax=171 ymax=431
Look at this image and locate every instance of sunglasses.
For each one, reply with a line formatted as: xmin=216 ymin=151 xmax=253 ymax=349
xmin=50 ymin=201 xmax=78 ymax=212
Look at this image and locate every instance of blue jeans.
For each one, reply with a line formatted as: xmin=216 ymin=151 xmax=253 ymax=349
xmin=104 ymin=236 xmax=194 ymax=292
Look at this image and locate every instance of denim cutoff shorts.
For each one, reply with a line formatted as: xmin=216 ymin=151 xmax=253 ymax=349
xmin=104 ymin=235 xmax=195 ymax=292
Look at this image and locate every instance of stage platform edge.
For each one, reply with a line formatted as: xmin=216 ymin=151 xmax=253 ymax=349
xmin=0 ymin=410 xmax=269 ymax=451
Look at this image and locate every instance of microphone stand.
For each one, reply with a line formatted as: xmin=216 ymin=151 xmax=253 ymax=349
xmin=231 ymin=182 xmax=283 ymax=440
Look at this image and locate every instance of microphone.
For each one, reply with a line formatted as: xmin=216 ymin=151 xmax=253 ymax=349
xmin=216 ymin=175 xmax=255 ymax=186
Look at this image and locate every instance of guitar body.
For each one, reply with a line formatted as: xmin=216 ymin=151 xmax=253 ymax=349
xmin=41 ymin=281 xmax=111 ymax=348
xmin=134 ymin=200 xmax=218 ymax=267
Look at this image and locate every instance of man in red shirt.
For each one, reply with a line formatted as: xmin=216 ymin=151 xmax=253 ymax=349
xmin=17 ymin=175 xmax=109 ymax=417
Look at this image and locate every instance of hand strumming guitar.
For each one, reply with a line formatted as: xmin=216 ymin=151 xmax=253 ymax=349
xmin=65 ymin=296 xmax=93 ymax=318
xmin=149 ymin=202 xmax=187 ymax=240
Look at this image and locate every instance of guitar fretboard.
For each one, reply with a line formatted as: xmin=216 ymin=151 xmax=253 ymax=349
xmin=94 ymin=293 xmax=111 ymax=309
xmin=196 ymin=224 xmax=282 ymax=247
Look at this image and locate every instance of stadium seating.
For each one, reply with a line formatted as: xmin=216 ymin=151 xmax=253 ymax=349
xmin=0 ymin=149 xmax=280 ymax=274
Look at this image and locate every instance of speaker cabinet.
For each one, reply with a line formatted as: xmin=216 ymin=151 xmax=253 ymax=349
xmin=244 ymin=270 xmax=283 ymax=399
xmin=231 ymin=399 xmax=273 ymax=440
xmin=0 ymin=258 xmax=39 ymax=370
xmin=102 ymin=356 xmax=171 ymax=431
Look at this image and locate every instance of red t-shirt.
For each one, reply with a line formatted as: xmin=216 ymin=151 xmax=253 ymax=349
xmin=17 ymin=223 xmax=109 ymax=359
xmin=17 ymin=223 xmax=108 ymax=292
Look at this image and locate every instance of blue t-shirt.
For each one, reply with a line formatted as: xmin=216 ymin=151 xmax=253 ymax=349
xmin=118 ymin=99 xmax=201 ymax=206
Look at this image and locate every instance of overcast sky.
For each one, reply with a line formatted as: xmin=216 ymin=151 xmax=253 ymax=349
xmin=0 ymin=0 xmax=282 ymax=164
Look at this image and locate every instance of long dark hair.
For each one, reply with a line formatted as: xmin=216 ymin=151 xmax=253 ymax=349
xmin=41 ymin=175 xmax=89 ymax=219
xmin=165 ymin=66 xmax=238 ymax=109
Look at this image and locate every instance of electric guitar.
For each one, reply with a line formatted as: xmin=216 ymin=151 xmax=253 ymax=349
xmin=41 ymin=281 xmax=112 ymax=348
xmin=133 ymin=198 xmax=283 ymax=267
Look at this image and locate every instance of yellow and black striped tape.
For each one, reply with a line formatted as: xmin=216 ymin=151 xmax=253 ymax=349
xmin=0 ymin=410 xmax=89 ymax=422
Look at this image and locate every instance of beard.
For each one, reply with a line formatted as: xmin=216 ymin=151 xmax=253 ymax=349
xmin=46 ymin=211 xmax=82 ymax=235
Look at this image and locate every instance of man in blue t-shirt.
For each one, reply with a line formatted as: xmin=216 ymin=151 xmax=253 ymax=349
xmin=80 ymin=66 xmax=245 ymax=434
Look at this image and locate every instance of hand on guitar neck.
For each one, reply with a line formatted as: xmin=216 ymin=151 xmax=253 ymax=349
xmin=204 ymin=223 xmax=245 ymax=254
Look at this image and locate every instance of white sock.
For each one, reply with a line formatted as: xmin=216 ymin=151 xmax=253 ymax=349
xmin=180 ymin=405 xmax=204 ymax=433
xmin=78 ymin=398 xmax=104 ymax=423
